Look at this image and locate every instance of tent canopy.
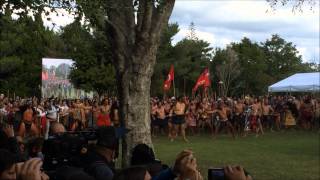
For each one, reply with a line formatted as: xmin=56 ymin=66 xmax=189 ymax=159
xmin=268 ymin=72 xmax=320 ymax=92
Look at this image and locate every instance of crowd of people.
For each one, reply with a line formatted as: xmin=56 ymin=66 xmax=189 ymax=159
xmin=151 ymin=95 xmax=319 ymax=141
xmin=0 ymin=92 xmax=318 ymax=180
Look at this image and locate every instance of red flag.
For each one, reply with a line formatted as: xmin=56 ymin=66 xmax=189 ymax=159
xmin=42 ymin=71 xmax=48 ymax=80
xmin=163 ymin=65 xmax=174 ymax=91
xmin=192 ymin=67 xmax=211 ymax=93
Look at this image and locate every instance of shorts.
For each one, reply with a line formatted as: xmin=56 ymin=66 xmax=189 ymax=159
xmin=23 ymin=121 xmax=32 ymax=131
xmin=157 ymin=118 xmax=168 ymax=128
xmin=172 ymin=115 xmax=185 ymax=125
xmin=215 ymin=119 xmax=228 ymax=129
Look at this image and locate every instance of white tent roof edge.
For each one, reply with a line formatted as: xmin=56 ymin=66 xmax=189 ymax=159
xmin=268 ymin=72 xmax=320 ymax=93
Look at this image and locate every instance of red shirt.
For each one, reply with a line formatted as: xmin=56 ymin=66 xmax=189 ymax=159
xmin=97 ymin=113 xmax=111 ymax=127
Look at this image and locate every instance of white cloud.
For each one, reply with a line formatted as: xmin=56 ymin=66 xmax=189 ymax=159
xmin=39 ymin=1 xmax=319 ymax=63
xmin=170 ymin=0 xmax=320 ymax=63
xmin=42 ymin=8 xmax=75 ymax=30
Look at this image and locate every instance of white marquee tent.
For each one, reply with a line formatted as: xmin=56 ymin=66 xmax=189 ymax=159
xmin=268 ymin=72 xmax=320 ymax=92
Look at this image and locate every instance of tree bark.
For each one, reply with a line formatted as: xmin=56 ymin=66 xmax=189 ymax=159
xmin=104 ymin=0 xmax=175 ymax=167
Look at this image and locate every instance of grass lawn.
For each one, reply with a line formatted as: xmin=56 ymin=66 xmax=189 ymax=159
xmin=152 ymin=130 xmax=320 ymax=180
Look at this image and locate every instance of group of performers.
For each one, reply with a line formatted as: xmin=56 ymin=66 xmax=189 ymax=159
xmin=151 ymin=95 xmax=320 ymax=141
xmin=0 ymin=94 xmax=319 ymax=140
xmin=0 ymin=96 xmax=120 ymax=138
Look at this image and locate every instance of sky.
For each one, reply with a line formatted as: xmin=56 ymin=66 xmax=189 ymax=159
xmin=169 ymin=0 xmax=319 ymax=63
xmin=45 ymin=0 xmax=319 ymax=63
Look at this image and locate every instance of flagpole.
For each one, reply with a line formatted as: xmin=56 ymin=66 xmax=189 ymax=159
xmin=173 ymin=78 xmax=176 ymax=97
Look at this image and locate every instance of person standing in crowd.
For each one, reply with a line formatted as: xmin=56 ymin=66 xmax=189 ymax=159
xmin=261 ymin=99 xmax=274 ymax=131
xmin=249 ymin=98 xmax=263 ymax=136
xmin=273 ymin=96 xmax=283 ymax=131
xmin=96 ymin=106 xmax=111 ymax=127
xmin=110 ymin=101 xmax=120 ymax=127
xmin=186 ymin=100 xmax=197 ymax=136
xmin=84 ymin=100 xmax=93 ymax=127
xmin=59 ymin=100 xmax=70 ymax=127
xmin=300 ymin=96 xmax=314 ymax=130
xmin=213 ymin=100 xmax=235 ymax=139
xmin=171 ymin=97 xmax=188 ymax=142
xmin=151 ymin=100 xmax=158 ymax=137
xmin=71 ymin=99 xmax=85 ymax=131
xmin=156 ymin=101 xmax=167 ymax=136
xmin=18 ymin=102 xmax=38 ymax=137
xmin=233 ymin=99 xmax=245 ymax=136
xmin=314 ymin=98 xmax=320 ymax=129
xmin=83 ymin=127 xmax=118 ymax=180
xmin=44 ymin=100 xmax=59 ymax=139
xmin=164 ymin=99 xmax=173 ymax=139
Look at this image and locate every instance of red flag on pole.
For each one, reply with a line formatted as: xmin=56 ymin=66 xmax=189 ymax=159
xmin=192 ymin=67 xmax=211 ymax=93
xmin=42 ymin=71 xmax=48 ymax=80
xmin=163 ymin=65 xmax=174 ymax=91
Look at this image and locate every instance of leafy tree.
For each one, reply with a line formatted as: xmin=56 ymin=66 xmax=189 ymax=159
xmin=151 ymin=23 xmax=179 ymax=97
xmin=172 ymin=22 xmax=213 ymax=96
xmin=211 ymin=46 xmax=240 ymax=97
xmin=61 ymin=21 xmax=116 ymax=95
xmin=262 ymin=34 xmax=311 ymax=81
xmin=0 ymin=10 xmax=62 ymax=97
xmin=231 ymin=37 xmax=270 ymax=95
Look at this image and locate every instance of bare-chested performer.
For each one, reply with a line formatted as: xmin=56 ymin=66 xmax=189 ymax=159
xmin=164 ymin=100 xmax=173 ymax=139
xmin=171 ymin=97 xmax=188 ymax=142
xmin=247 ymin=98 xmax=263 ymax=136
xmin=233 ymin=99 xmax=245 ymax=136
xmin=18 ymin=102 xmax=39 ymax=137
xmin=151 ymin=100 xmax=158 ymax=137
xmin=198 ymin=99 xmax=214 ymax=136
xmin=212 ymin=101 xmax=235 ymax=139
xmin=156 ymin=102 xmax=167 ymax=135
xmin=261 ymin=99 xmax=274 ymax=131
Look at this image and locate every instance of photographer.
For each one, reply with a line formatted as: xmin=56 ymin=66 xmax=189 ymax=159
xmin=0 ymin=149 xmax=49 ymax=180
xmin=154 ymin=149 xmax=252 ymax=180
xmin=83 ymin=126 xmax=118 ymax=180
xmin=224 ymin=165 xmax=252 ymax=180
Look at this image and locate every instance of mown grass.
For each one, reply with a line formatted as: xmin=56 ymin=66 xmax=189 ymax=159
xmin=152 ymin=130 xmax=320 ymax=180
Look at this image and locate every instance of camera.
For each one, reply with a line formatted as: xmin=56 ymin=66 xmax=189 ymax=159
xmin=208 ymin=168 xmax=250 ymax=180
xmin=42 ymin=131 xmax=97 ymax=172
xmin=208 ymin=168 xmax=225 ymax=180
xmin=42 ymin=127 xmax=127 ymax=172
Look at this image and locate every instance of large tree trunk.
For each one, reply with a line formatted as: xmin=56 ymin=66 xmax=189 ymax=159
xmin=117 ymin=53 xmax=157 ymax=167
xmin=104 ymin=0 xmax=175 ymax=167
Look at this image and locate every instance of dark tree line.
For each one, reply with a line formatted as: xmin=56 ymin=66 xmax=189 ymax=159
xmin=0 ymin=16 xmax=317 ymax=98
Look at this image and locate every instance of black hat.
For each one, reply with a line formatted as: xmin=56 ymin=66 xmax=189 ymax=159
xmin=96 ymin=126 xmax=117 ymax=149
xmin=131 ymin=144 xmax=156 ymax=166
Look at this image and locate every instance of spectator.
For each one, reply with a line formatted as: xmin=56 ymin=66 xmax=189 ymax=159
xmin=0 ymin=149 xmax=16 ymax=180
xmin=131 ymin=144 xmax=165 ymax=177
xmin=224 ymin=165 xmax=253 ymax=180
xmin=16 ymin=158 xmax=49 ymax=180
xmin=55 ymin=166 xmax=95 ymax=180
xmin=83 ymin=126 xmax=118 ymax=180
xmin=113 ymin=166 xmax=152 ymax=180
xmin=0 ymin=125 xmax=20 ymax=156
xmin=27 ymin=137 xmax=44 ymax=159
xmin=50 ymin=122 xmax=66 ymax=135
